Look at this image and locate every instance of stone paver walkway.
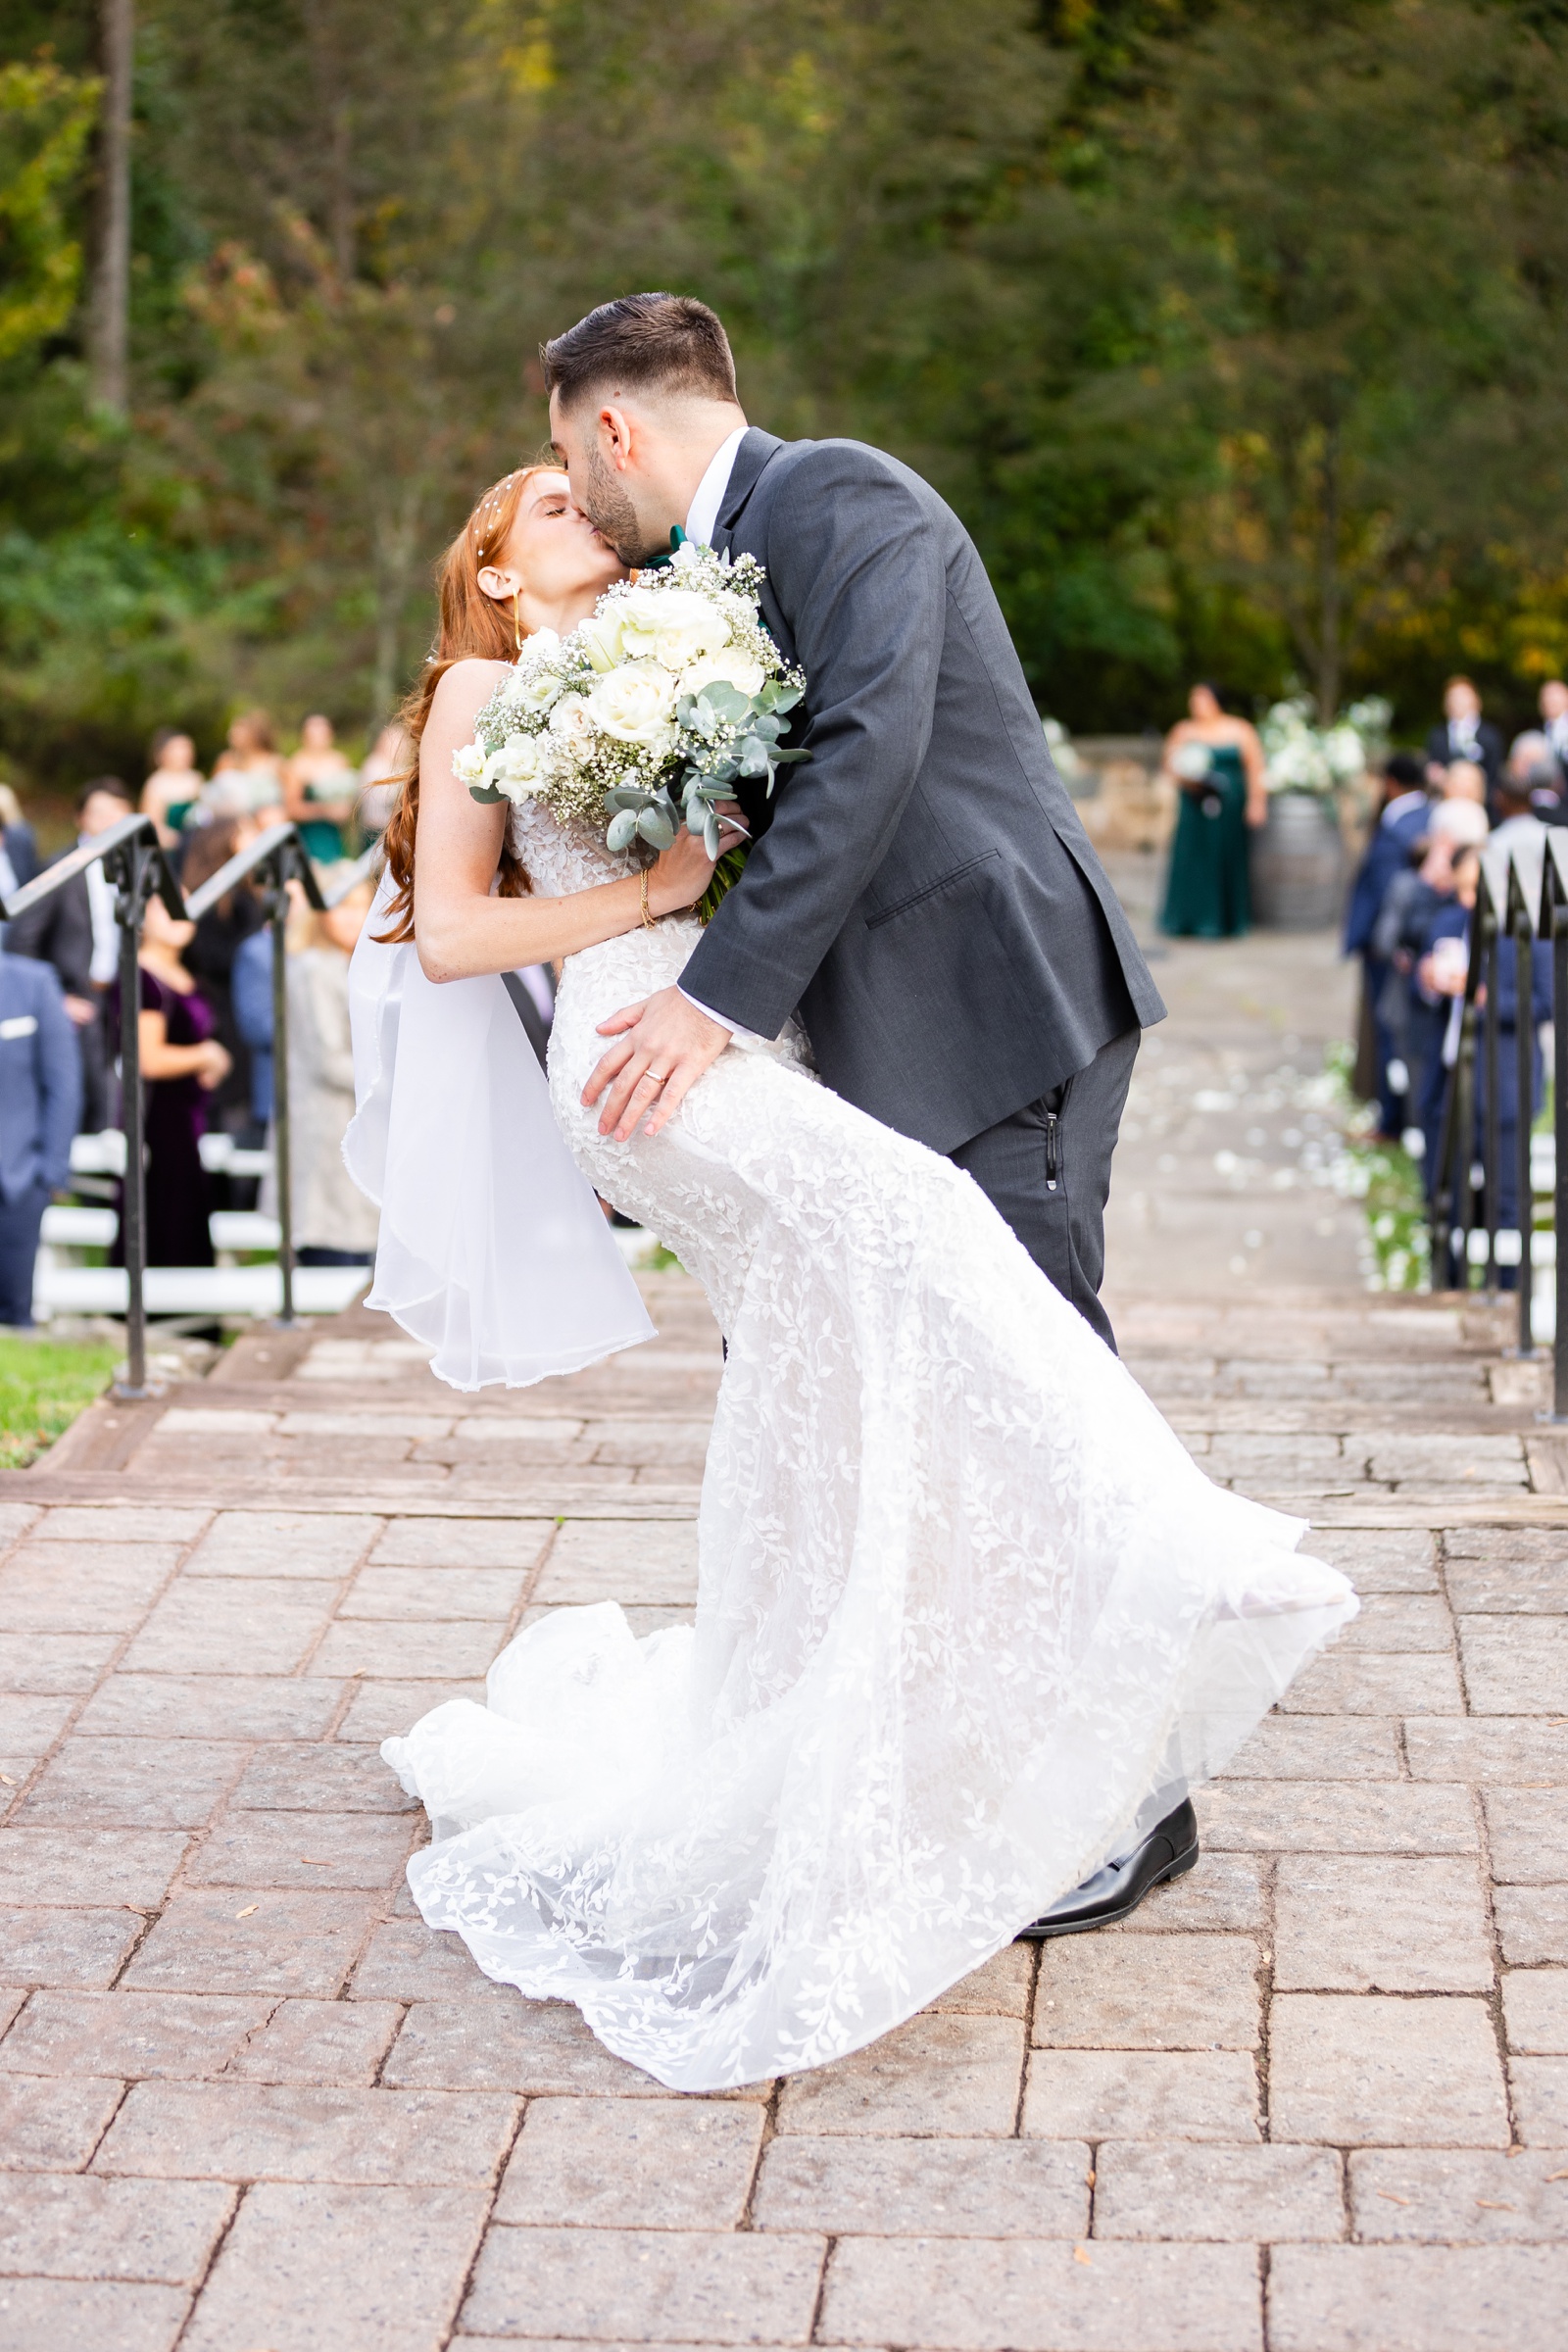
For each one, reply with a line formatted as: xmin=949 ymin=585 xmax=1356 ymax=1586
xmin=2 ymin=927 xmax=1567 ymax=2349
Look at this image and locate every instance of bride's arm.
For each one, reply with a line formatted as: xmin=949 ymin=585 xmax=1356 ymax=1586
xmin=414 ymin=661 xmax=719 ymax=985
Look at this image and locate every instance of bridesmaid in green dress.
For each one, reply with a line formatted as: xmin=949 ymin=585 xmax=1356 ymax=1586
xmin=1159 ymin=683 xmax=1269 ymax=938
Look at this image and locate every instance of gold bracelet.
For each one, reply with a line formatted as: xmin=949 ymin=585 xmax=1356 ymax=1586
xmin=640 ymin=868 xmax=658 ymax=931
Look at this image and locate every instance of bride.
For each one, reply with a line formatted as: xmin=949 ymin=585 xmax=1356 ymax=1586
xmin=350 ymin=462 xmax=1356 ymax=2094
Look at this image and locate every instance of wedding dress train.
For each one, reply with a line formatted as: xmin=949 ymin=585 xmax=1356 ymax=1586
xmin=379 ymin=804 xmax=1356 ymax=2092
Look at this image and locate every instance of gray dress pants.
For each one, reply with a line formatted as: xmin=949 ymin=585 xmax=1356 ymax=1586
xmin=948 ymin=1026 xmax=1141 ymax=1353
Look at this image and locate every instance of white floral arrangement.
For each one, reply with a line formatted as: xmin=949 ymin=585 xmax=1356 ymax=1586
xmin=1260 ymin=695 xmax=1392 ymax=798
xmin=453 ymin=540 xmax=807 ymax=913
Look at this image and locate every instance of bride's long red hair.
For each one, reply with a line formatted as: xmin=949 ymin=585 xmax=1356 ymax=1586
xmin=376 ymin=464 xmax=559 ymax=943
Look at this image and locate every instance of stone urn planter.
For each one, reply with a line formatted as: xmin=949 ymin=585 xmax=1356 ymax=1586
xmin=1250 ymin=791 xmax=1346 ymax=931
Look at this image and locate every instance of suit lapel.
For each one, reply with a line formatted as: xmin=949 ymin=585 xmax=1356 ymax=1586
xmin=713 ymin=428 xmax=784 ymax=556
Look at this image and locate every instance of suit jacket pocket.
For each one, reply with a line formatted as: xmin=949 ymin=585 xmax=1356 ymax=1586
xmin=864 ymin=850 xmax=1000 ymax=931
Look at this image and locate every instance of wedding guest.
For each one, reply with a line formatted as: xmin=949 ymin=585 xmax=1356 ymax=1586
xmin=1345 ymin=752 xmax=1430 ymax=1138
xmin=283 ymin=876 xmax=379 ymax=1265
xmin=1374 ymin=798 xmax=1488 ymax=1168
xmin=1425 ymin=677 xmax=1502 ymax=802
xmin=0 ymin=947 xmax=80 ymax=1325
xmin=140 ymin=729 xmax=205 ymax=847
xmin=1439 ymin=759 xmax=1488 ymax=807
xmin=7 ymin=776 xmax=134 ymax=1132
xmin=115 ymin=894 xmax=230 ymax=1267
xmin=1420 ymin=839 xmax=1550 ymax=1275
xmin=205 ymin=710 xmax=284 ymax=819
xmin=178 ymin=816 xmax=265 ymax=1138
xmin=284 ymin=713 xmax=358 ymax=865
xmin=1540 ymin=679 xmax=1568 ymax=784
xmin=1158 ymin=683 xmax=1268 ymax=939
xmin=1490 ymin=766 xmax=1550 ymax=859
xmin=1503 ymin=730 xmax=1565 ymax=822
xmin=355 ymin=720 xmax=406 ymax=837
xmin=231 ymin=926 xmax=273 ymax=1139
xmin=0 ymin=785 xmax=39 ymax=911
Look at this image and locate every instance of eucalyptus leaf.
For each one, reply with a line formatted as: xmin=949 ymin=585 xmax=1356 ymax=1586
xmin=606 ymin=808 xmax=639 ymax=853
xmin=468 ymin=783 xmax=506 ymax=805
xmin=738 ymin=739 xmax=769 ymax=777
xmin=637 ymin=808 xmax=676 ymax=851
xmin=704 ymin=811 xmax=720 ymax=858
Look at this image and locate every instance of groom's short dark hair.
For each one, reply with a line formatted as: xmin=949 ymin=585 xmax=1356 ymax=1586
xmin=542 ymin=294 xmax=738 ymax=411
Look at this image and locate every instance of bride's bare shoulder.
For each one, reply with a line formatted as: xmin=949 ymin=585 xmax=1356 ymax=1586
xmin=430 ymin=657 xmax=514 ymax=717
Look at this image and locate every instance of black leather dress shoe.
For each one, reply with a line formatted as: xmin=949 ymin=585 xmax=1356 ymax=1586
xmin=1014 ymin=1799 xmax=1199 ymax=1940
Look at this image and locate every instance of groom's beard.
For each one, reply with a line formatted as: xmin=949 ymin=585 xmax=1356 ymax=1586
xmin=579 ymin=447 xmax=665 ymax=566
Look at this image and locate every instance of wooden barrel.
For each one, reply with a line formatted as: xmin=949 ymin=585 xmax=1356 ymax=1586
xmin=1250 ymin=792 xmax=1346 ymax=930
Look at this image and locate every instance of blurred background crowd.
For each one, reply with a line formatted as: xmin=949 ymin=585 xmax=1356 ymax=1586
xmin=0 ymin=707 xmax=396 ymax=1329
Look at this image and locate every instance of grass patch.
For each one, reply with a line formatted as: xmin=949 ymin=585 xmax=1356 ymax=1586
xmin=0 ymin=1334 xmax=120 ymax=1469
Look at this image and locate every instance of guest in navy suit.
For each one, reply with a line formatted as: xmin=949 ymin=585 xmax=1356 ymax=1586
xmin=1345 ymin=753 xmax=1431 ymax=1139
xmin=0 ymin=952 xmax=82 ymax=1324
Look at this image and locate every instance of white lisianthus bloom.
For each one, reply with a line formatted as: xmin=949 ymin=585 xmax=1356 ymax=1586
xmin=587 ymin=662 xmax=678 ymax=749
xmin=483 ymin=731 xmax=552 ymax=800
xmin=615 ymin=585 xmax=729 ymax=672
xmin=680 ymin=648 xmax=766 ymax=701
xmin=452 ymin=740 xmax=487 ymax=787
xmin=548 ymin=694 xmax=597 ymax=761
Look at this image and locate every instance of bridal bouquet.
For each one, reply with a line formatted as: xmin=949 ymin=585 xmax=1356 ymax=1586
xmin=454 ymin=541 xmax=807 ymax=914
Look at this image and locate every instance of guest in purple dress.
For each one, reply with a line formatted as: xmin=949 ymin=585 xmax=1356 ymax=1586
xmin=113 ymin=896 xmax=231 ymax=1266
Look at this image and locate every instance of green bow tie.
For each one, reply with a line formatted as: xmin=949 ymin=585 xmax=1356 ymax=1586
xmin=640 ymin=525 xmax=687 ymax=573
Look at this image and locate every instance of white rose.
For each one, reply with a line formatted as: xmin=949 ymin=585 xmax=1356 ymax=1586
xmin=615 ymin=584 xmax=730 ymax=672
xmin=483 ymin=731 xmax=551 ymax=800
xmin=509 ymin=665 xmax=564 ymax=716
xmin=587 ymin=662 xmax=678 ymax=750
xmin=680 ymin=649 xmax=766 ymax=702
xmin=452 ymin=741 xmax=487 ymax=786
xmin=548 ymin=694 xmax=597 ymax=760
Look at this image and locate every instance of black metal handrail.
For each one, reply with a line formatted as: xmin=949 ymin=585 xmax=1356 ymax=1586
xmin=1 ymin=814 xmax=356 ymax=1396
xmin=1430 ymin=833 xmax=1565 ymax=1404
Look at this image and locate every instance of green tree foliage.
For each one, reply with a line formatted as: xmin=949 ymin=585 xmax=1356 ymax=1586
xmin=5 ymin=0 xmax=1568 ymax=794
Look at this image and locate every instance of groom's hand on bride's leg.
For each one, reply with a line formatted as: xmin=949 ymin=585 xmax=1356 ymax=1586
xmin=584 ymin=987 xmax=732 ymax=1142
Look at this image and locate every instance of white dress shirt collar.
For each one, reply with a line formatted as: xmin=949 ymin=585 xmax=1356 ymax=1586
xmin=684 ymin=425 xmax=749 ymax=552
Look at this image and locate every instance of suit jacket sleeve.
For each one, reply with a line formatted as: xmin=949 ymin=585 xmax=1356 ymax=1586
xmin=7 ymin=870 xmax=91 ymax=999
xmin=678 ymin=445 xmax=946 ymax=1037
xmin=31 ymin=964 xmax=81 ymax=1188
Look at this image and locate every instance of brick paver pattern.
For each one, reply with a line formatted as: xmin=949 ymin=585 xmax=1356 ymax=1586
xmin=2 ymin=925 xmax=1566 ymax=2349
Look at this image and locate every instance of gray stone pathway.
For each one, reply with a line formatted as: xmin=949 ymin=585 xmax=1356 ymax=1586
xmin=1 ymin=926 xmax=1566 ymax=2349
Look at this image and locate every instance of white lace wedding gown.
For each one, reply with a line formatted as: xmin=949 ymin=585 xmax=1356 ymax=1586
xmin=382 ymin=803 xmax=1356 ymax=2091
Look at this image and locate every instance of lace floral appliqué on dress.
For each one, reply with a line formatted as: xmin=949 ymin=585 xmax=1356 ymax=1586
xmin=383 ymin=799 xmax=1357 ymax=2092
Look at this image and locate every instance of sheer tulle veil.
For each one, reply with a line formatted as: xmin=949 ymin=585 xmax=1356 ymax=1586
xmin=342 ymin=872 xmax=653 ymax=1391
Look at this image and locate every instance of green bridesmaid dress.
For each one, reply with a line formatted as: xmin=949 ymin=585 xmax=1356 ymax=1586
xmin=1159 ymin=743 xmax=1251 ymax=938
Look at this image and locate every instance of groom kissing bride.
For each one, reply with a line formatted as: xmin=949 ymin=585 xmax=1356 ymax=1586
xmin=357 ymin=292 xmax=1355 ymax=2093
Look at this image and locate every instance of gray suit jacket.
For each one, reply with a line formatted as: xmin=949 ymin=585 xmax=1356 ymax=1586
xmin=679 ymin=429 xmax=1165 ymax=1155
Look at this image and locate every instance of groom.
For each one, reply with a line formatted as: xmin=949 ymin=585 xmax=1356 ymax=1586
xmin=548 ymin=294 xmax=1192 ymax=1937
xmin=549 ymin=292 xmax=1164 ymax=1358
